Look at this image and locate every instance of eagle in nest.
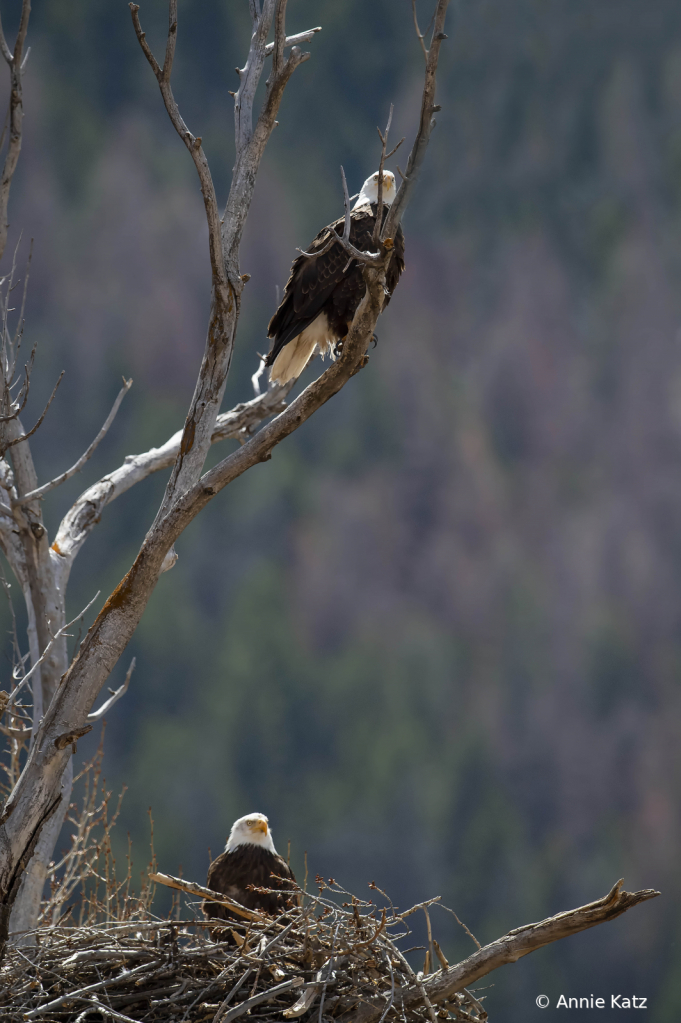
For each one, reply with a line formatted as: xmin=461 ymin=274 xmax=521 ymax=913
xmin=265 ymin=170 xmax=405 ymax=385
xmin=204 ymin=812 xmax=297 ymax=925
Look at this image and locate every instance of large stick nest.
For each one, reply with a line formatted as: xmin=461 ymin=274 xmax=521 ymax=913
xmin=1 ymin=877 xmax=487 ymax=1023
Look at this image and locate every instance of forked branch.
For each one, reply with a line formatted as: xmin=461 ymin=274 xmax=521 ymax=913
xmin=372 ymin=105 xmax=404 ymax=248
xmin=1 ymin=369 xmax=64 ymax=454
xmin=87 ymin=657 xmax=135 ymax=722
xmin=15 ymin=377 xmax=132 ymax=505
xmin=384 ymin=0 xmax=449 ymax=241
xmin=129 ymin=2 xmax=227 ymax=296
xmin=51 ymin=382 xmax=293 ymax=581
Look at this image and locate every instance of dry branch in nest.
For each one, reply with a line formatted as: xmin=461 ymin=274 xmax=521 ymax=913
xmin=0 ymin=865 xmax=658 ymax=1023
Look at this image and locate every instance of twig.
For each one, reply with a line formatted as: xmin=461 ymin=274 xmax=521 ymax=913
xmin=436 ymin=904 xmax=481 ymax=950
xmin=2 ymin=370 xmax=64 ymax=452
xmin=422 ymin=906 xmax=435 ymax=976
xmin=383 ymin=0 xmax=450 ymax=244
xmin=346 ymin=880 xmax=660 ymax=1023
xmin=129 ymin=3 xmax=226 ymax=295
xmin=15 ymin=378 xmax=132 ymax=505
xmin=372 ymin=105 xmax=393 ymax=248
xmin=411 ymin=0 xmax=429 ymax=61
xmin=377 ymin=949 xmax=395 ymax=1023
xmin=297 ymin=166 xmax=389 ymax=267
xmin=219 ymin=977 xmax=304 ymax=1023
xmin=24 ymin=958 xmax=162 ymax=1017
xmin=335 ymin=909 xmax=386 ymax=954
xmin=387 ymin=897 xmax=441 ymax=925
xmin=87 ymin=658 xmax=136 ymax=722
xmin=149 ymin=871 xmax=266 ymax=922
xmin=6 ymin=590 xmax=100 ymax=706
xmin=317 ymin=922 xmax=339 ymax=1023
xmin=418 ymin=981 xmax=439 ymax=1023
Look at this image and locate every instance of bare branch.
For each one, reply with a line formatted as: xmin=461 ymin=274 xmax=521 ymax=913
xmin=271 ymin=0 xmax=288 ymax=83
xmin=297 ymin=166 xmax=354 ymax=261
xmin=162 ymin=0 xmax=178 ymax=81
xmin=297 ymin=167 xmax=393 ymax=268
xmin=411 ymin=0 xmax=429 ymax=62
xmin=87 ymin=657 xmax=135 ymax=722
xmin=436 ymin=902 xmax=481 ymax=950
xmin=384 ymin=0 xmax=449 ymax=242
xmin=129 ymin=0 xmax=312 ymax=520
xmin=149 ymin=872 xmax=266 ymax=922
xmin=372 ymin=105 xmax=393 ymax=247
xmin=129 ymin=4 xmax=227 ymax=294
xmin=14 ymin=377 xmax=132 ymax=506
xmin=223 ymin=1 xmax=315 ymax=277
xmin=0 ymin=347 xmax=34 ymax=423
xmin=0 ymin=1 xmax=31 ymax=263
xmin=0 ymin=15 xmax=12 ymax=65
xmin=6 ymin=591 xmax=100 ymax=707
xmin=341 ymin=880 xmax=661 ymax=1023
xmin=264 ymin=27 xmax=321 ymax=56
xmin=2 ymin=370 xmax=63 ymax=453
xmin=386 ymin=137 xmax=405 ymax=160
xmin=52 ymin=383 xmax=294 ymax=578
xmin=127 ymin=4 xmax=161 ymax=78
xmin=13 ymin=0 xmax=31 ymax=65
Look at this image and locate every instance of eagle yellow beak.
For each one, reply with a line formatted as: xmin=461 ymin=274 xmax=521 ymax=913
xmin=252 ymin=819 xmax=268 ymax=834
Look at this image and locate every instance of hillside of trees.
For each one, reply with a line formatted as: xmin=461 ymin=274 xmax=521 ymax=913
xmin=1 ymin=1 xmax=679 ymax=1018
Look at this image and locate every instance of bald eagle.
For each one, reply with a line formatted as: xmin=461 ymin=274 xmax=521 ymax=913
xmin=265 ymin=170 xmax=405 ymax=385
xmin=204 ymin=813 xmax=297 ymax=925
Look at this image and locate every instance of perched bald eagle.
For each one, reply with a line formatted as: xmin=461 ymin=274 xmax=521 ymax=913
xmin=265 ymin=170 xmax=405 ymax=385
xmin=204 ymin=812 xmax=297 ymax=926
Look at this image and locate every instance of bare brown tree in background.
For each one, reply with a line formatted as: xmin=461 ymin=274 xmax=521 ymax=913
xmin=0 ymin=0 xmax=449 ymax=953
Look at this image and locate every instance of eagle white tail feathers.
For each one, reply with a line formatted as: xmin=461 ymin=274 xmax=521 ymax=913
xmin=269 ymin=312 xmax=336 ymax=385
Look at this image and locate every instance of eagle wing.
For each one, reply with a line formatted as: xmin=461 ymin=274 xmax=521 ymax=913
xmin=266 ymin=206 xmax=378 ymax=365
xmin=204 ymin=848 xmax=298 ymax=921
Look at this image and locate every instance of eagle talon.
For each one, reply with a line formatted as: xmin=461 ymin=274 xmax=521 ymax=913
xmin=371 ymin=333 xmax=379 ymax=348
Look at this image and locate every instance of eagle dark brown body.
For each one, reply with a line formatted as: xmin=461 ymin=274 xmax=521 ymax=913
xmin=204 ymin=843 xmax=297 ymax=925
xmin=265 ymin=202 xmax=405 ymax=384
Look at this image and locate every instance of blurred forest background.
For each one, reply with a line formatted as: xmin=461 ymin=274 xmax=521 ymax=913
xmin=0 ymin=0 xmax=679 ymax=1018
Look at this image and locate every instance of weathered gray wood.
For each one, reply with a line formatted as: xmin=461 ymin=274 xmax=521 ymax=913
xmin=0 ymin=0 xmax=30 ymax=263
xmin=0 ymin=0 xmax=449 ymax=953
xmin=337 ymin=880 xmax=660 ymax=1023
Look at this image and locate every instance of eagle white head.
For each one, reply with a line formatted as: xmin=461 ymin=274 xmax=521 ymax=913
xmin=353 ymin=170 xmax=397 ymax=210
xmin=225 ymin=812 xmax=277 ymax=854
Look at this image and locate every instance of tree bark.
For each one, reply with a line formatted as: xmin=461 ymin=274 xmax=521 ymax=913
xmin=0 ymin=0 xmax=450 ymax=950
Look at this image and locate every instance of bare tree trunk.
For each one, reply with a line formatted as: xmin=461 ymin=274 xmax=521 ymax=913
xmin=2 ymin=421 xmax=70 ymax=941
xmin=0 ymin=0 xmax=450 ymax=953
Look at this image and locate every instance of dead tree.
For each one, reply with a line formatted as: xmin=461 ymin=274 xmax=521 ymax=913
xmin=0 ymin=0 xmax=450 ymax=954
